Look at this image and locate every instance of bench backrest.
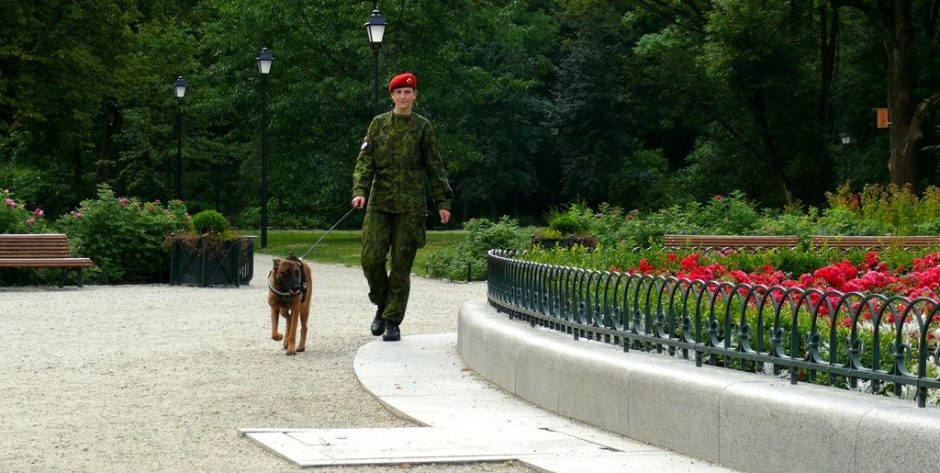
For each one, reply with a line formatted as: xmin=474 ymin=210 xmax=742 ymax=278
xmin=0 ymin=234 xmax=74 ymax=259
xmin=810 ymin=235 xmax=940 ymax=249
xmin=663 ymin=235 xmax=801 ymax=251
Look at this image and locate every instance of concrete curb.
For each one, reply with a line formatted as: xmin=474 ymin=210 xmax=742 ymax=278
xmin=458 ymin=298 xmax=940 ymax=473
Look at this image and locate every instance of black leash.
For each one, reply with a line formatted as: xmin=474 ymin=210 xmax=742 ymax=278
xmin=299 ymin=207 xmax=358 ymax=260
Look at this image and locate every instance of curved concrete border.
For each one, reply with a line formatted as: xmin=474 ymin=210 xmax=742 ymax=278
xmin=458 ymin=298 xmax=940 ymax=473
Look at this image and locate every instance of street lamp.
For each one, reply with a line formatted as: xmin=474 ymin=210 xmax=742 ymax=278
xmin=840 ymin=133 xmax=852 ymax=184
xmin=256 ymin=47 xmax=274 ymax=248
xmin=174 ymin=76 xmax=187 ymax=200
xmin=364 ymin=7 xmax=387 ymax=117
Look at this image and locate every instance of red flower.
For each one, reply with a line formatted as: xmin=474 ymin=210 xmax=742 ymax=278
xmin=681 ymin=253 xmax=700 ymax=271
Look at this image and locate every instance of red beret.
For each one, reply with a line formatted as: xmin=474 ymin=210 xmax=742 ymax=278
xmin=388 ymin=72 xmax=418 ymax=93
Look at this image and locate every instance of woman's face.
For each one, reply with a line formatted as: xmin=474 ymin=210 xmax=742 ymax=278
xmin=390 ymin=87 xmax=416 ymax=110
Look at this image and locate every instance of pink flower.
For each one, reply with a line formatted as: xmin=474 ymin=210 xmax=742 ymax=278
xmin=118 ymin=197 xmax=129 ymax=207
xmin=33 ymin=208 xmax=44 ymax=217
xmin=26 ymin=216 xmax=35 ymax=227
xmin=4 ymin=198 xmax=14 ymax=208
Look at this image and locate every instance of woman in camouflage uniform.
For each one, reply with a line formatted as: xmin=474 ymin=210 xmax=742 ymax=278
xmin=351 ymin=72 xmax=453 ymax=342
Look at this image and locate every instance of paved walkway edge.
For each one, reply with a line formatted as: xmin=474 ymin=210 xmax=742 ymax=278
xmin=458 ymin=298 xmax=940 ymax=473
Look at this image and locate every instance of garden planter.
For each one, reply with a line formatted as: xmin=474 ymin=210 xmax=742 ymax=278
xmin=168 ymin=235 xmax=256 ymax=287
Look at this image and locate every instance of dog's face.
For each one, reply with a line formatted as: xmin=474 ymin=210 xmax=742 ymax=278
xmin=272 ymin=258 xmax=304 ymax=295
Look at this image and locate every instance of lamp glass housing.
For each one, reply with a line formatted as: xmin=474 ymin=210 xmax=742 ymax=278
xmin=256 ymin=48 xmax=274 ymax=75
xmin=174 ymin=76 xmax=187 ymax=99
xmin=364 ymin=9 xmax=387 ymax=44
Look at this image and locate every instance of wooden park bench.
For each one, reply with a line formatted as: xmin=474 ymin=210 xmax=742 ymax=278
xmin=0 ymin=234 xmax=93 ymax=286
xmin=810 ymin=235 xmax=940 ymax=251
xmin=663 ymin=234 xmax=801 ymax=253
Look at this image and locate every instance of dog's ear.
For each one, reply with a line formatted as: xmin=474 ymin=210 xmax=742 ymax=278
xmin=273 ymin=258 xmax=281 ymax=270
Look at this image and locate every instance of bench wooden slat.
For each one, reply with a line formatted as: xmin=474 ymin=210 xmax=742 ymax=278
xmin=663 ymin=235 xmax=800 ymax=250
xmin=0 ymin=258 xmax=92 ymax=268
xmin=662 ymin=234 xmax=940 ymax=252
xmin=0 ymin=252 xmax=73 ymax=258
xmin=810 ymin=235 xmax=940 ymax=249
xmin=0 ymin=233 xmax=93 ymax=269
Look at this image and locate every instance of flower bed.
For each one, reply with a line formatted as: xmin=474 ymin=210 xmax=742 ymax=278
xmin=629 ymin=250 xmax=940 ymax=301
xmin=516 ymin=247 xmax=940 ymax=405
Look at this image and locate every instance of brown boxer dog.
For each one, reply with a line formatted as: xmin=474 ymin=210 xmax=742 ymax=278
xmin=267 ymin=255 xmax=312 ymax=355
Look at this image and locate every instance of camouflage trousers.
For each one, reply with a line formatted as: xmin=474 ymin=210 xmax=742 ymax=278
xmin=361 ymin=209 xmax=427 ymax=324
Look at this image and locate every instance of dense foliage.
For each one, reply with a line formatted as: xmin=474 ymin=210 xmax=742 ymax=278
xmin=56 ymin=185 xmax=191 ymax=283
xmin=424 ymin=216 xmax=529 ymax=281
xmin=542 ymin=184 xmax=940 ymax=248
xmin=424 ymin=184 xmax=940 ymax=281
xmin=1 ymin=1 xmax=938 ymax=227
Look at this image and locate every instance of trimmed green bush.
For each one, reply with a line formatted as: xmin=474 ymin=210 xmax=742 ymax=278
xmin=548 ymin=214 xmax=582 ymax=235
xmin=192 ymin=210 xmax=231 ymax=235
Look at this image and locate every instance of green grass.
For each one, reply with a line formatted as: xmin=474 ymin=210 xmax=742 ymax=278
xmin=255 ymin=229 xmax=466 ymax=277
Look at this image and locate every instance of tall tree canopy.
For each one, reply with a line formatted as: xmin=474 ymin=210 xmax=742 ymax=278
xmin=1 ymin=0 xmax=937 ymax=225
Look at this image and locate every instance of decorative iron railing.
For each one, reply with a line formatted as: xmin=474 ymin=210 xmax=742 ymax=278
xmin=486 ymin=249 xmax=940 ymax=407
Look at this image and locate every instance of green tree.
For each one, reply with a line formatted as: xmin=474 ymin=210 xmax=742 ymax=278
xmin=0 ymin=0 xmax=140 ymax=215
xmin=833 ymin=0 xmax=940 ymax=187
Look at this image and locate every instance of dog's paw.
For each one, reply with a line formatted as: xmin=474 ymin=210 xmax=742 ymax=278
xmin=296 ymin=347 xmax=305 ymax=352
xmin=272 ymin=333 xmax=283 ymax=341
xmin=285 ymin=350 xmax=296 ymax=356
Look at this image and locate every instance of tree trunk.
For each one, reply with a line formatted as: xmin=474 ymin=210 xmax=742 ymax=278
xmin=73 ymin=147 xmax=83 ymax=199
xmin=746 ymin=89 xmax=794 ymax=206
xmin=816 ymin=5 xmax=839 ymax=199
xmin=885 ymin=0 xmax=917 ymax=186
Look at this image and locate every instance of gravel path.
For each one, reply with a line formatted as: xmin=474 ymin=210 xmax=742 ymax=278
xmin=0 ymin=255 xmax=532 ymax=473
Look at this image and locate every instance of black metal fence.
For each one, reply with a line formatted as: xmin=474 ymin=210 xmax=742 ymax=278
xmin=486 ymin=250 xmax=940 ymax=407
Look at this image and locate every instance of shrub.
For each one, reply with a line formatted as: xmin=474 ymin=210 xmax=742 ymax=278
xmin=691 ymin=191 xmax=761 ymax=235
xmin=191 ymin=210 xmax=230 ymax=235
xmin=825 ymin=183 xmax=940 ymax=235
xmin=756 ymin=207 xmax=817 ymax=239
xmin=424 ymin=216 xmax=528 ymax=281
xmin=533 ymin=227 xmax=563 ymax=240
xmin=0 ymin=188 xmax=52 ymax=233
xmin=57 ymin=184 xmax=191 ymax=283
xmin=548 ymin=214 xmax=582 ymax=235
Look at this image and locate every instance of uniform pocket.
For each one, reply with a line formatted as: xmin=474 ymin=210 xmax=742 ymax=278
xmin=371 ymin=136 xmax=389 ymax=163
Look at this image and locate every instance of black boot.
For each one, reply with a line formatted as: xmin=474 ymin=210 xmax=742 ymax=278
xmin=382 ymin=321 xmax=401 ymax=342
xmin=370 ymin=305 xmax=386 ymax=336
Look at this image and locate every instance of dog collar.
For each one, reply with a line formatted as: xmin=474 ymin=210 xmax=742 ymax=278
xmin=267 ymin=272 xmax=300 ymax=298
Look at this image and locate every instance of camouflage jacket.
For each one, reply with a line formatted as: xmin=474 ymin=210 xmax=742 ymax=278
xmin=352 ymin=112 xmax=453 ymax=215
